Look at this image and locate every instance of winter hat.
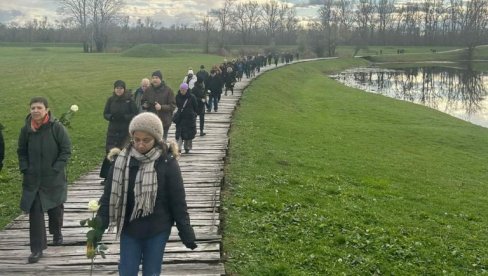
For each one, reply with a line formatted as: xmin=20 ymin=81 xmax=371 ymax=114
xmin=187 ymin=69 xmax=194 ymax=75
xmin=180 ymin=83 xmax=189 ymax=90
xmin=114 ymin=80 xmax=126 ymax=89
xmin=129 ymin=112 xmax=163 ymax=142
xmin=200 ymin=65 xmax=205 ymax=69
xmin=152 ymin=70 xmax=163 ymax=80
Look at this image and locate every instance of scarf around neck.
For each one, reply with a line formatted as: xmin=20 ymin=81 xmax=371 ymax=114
xmin=31 ymin=114 xmax=50 ymax=132
xmin=108 ymin=145 xmax=162 ymax=238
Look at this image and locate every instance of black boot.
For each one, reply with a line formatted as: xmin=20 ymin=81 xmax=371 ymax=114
xmin=53 ymin=234 xmax=63 ymax=246
xmin=28 ymin=251 xmax=43 ymax=263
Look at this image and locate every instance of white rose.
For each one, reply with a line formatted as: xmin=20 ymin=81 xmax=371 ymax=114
xmin=70 ymin=104 xmax=79 ymax=112
xmin=87 ymin=200 xmax=100 ymax=212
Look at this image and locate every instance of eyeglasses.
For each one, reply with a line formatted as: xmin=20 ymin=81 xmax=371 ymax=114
xmin=131 ymin=138 xmax=154 ymax=145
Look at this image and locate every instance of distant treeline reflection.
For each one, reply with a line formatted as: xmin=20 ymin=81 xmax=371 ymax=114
xmin=334 ymin=66 xmax=488 ymax=116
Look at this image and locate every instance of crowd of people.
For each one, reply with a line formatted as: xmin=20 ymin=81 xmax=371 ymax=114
xmin=2 ymin=52 xmax=295 ymax=274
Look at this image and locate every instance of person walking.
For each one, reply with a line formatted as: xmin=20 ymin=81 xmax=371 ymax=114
xmin=133 ymin=78 xmax=150 ymax=113
xmin=175 ymin=83 xmax=198 ymax=153
xmin=97 ymin=112 xmax=197 ymax=276
xmin=223 ymin=66 xmax=236 ymax=96
xmin=141 ymin=70 xmax=176 ymax=141
xmin=205 ymin=69 xmax=223 ymax=113
xmin=17 ymin=96 xmax=72 ymax=263
xmin=182 ymin=69 xmax=197 ymax=90
xmin=100 ymin=80 xmax=138 ymax=183
xmin=191 ymin=76 xmax=207 ymax=136
xmin=196 ymin=65 xmax=209 ymax=85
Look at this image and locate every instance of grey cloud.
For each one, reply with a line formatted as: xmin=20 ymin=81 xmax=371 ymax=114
xmin=0 ymin=9 xmax=24 ymax=23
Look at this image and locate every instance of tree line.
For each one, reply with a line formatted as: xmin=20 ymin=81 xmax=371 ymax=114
xmin=314 ymin=0 xmax=488 ymax=57
xmin=0 ymin=0 xmax=486 ymax=57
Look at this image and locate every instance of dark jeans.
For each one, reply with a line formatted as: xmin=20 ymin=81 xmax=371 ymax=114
xmin=119 ymin=230 xmax=171 ymax=276
xmin=207 ymin=94 xmax=219 ymax=111
xmin=29 ymin=193 xmax=63 ymax=253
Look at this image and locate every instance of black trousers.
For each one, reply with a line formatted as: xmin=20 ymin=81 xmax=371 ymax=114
xmin=29 ymin=193 xmax=64 ymax=253
xmin=199 ymin=110 xmax=205 ymax=133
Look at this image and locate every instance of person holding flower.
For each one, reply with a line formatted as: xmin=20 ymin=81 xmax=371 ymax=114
xmin=97 ymin=112 xmax=197 ymax=276
xmin=17 ymin=96 xmax=72 ymax=263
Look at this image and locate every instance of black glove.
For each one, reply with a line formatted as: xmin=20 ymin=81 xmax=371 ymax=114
xmin=184 ymin=241 xmax=197 ymax=250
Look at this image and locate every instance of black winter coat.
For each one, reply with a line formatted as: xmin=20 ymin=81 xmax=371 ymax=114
xmin=97 ymin=147 xmax=196 ymax=245
xmin=103 ymin=92 xmax=138 ymax=151
xmin=17 ymin=114 xmax=71 ymax=212
xmin=175 ymin=91 xmax=198 ymax=140
xmin=205 ymin=74 xmax=223 ymax=96
xmin=191 ymin=82 xmax=206 ymax=115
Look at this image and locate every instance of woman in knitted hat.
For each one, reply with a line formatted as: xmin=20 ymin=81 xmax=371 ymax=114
xmin=99 ymin=80 xmax=138 ymax=184
xmin=97 ymin=112 xmax=197 ymax=275
xmin=174 ymin=82 xmax=198 ymax=153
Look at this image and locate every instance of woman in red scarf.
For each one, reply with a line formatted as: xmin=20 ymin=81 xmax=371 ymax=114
xmin=17 ymin=97 xmax=72 ymax=263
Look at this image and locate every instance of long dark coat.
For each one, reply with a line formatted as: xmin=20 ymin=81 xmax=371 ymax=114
xmin=17 ymin=113 xmax=71 ymax=212
xmin=175 ymin=91 xmax=198 ymax=140
xmin=103 ymin=91 xmax=138 ymax=151
xmin=141 ymin=82 xmax=176 ymax=128
xmin=191 ymin=82 xmax=206 ymax=116
xmin=101 ymin=91 xmax=137 ymax=179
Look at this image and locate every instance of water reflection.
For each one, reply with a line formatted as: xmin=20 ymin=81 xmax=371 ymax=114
xmin=331 ymin=66 xmax=488 ymax=128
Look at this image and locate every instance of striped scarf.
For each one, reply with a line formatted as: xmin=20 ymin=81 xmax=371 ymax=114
xmin=108 ymin=146 xmax=162 ymax=238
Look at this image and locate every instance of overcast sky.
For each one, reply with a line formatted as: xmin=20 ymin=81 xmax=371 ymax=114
xmin=0 ymin=0 xmax=320 ymax=27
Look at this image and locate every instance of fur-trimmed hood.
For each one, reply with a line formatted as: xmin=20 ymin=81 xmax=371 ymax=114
xmin=106 ymin=140 xmax=180 ymax=162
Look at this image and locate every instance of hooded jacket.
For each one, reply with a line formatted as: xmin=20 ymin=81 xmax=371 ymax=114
xmin=17 ymin=113 xmax=71 ymax=212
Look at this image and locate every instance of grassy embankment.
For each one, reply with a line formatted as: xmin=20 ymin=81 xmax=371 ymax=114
xmin=0 ymin=45 xmax=224 ymax=228
xmin=223 ymin=57 xmax=488 ymax=274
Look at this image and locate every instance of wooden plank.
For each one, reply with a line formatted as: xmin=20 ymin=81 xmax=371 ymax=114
xmin=0 ymin=59 xmax=318 ymax=275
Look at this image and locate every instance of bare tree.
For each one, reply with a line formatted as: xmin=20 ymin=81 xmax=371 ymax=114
xmin=199 ymin=14 xmax=214 ymax=53
xmin=377 ymin=0 xmax=396 ymax=45
xmin=57 ymin=0 xmax=90 ymax=52
xmin=210 ymin=0 xmax=235 ymax=49
xmin=422 ymin=0 xmax=443 ymax=45
xmin=58 ymin=0 xmax=123 ymax=52
xmin=230 ymin=1 xmax=261 ymax=45
xmin=355 ymin=0 xmax=376 ymax=46
xmin=284 ymin=6 xmax=299 ymax=44
xmin=319 ymin=0 xmax=339 ymax=56
xmin=89 ymin=0 xmax=124 ymax=52
xmin=336 ymin=0 xmax=354 ymax=44
xmin=261 ymin=0 xmax=280 ymax=45
xmin=459 ymin=0 xmax=488 ymax=59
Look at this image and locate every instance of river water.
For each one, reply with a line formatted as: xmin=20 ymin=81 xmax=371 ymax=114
xmin=330 ymin=66 xmax=488 ymax=128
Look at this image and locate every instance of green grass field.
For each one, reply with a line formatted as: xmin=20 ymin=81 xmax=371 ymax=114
xmin=0 ymin=46 xmax=224 ymax=228
xmin=0 ymin=45 xmax=487 ymax=274
xmin=223 ymin=59 xmax=488 ymax=274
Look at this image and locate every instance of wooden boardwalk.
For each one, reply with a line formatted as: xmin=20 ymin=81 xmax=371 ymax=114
xmin=0 ymin=58 xmax=322 ymax=275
